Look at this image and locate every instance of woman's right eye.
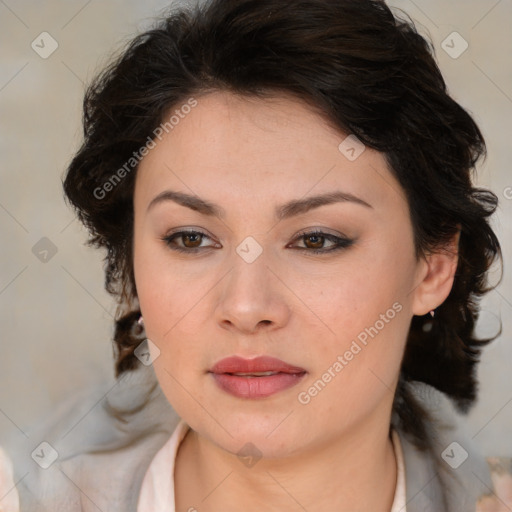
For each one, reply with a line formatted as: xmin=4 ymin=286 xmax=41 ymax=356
xmin=162 ymin=230 xmax=217 ymax=253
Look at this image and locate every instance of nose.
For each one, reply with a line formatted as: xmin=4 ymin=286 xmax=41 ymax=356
xmin=215 ymin=250 xmax=291 ymax=336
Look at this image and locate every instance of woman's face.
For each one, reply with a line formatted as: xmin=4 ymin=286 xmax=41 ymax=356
xmin=133 ymin=91 xmax=428 ymax=457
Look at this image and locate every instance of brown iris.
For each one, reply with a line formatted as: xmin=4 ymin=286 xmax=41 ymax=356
xmin=181 ymin=232 xmax=203 ymax=248
xmin=303 ymin=234 xmax=325 ymax=249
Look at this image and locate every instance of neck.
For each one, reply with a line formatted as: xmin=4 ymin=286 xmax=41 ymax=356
xmin=175 ymin=412 xmax=398 ymax=512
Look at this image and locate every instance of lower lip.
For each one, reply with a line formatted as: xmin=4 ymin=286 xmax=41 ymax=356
xmin=211 ymin=372 xmax=306 ymax=399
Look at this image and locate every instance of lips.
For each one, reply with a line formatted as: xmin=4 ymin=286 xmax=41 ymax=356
xmin=210 ymin=356 xmax=306 ymax=399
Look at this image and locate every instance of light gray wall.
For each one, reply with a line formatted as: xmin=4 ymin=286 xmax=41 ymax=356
xmin=1 ymin=0 xmax=511 ymax=456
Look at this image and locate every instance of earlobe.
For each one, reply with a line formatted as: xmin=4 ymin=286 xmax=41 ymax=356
xmin=411 ymin=228 xmax=460 ymax=317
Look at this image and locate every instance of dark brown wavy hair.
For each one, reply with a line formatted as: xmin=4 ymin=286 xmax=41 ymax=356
xmin=62 ymin=0 xmax=502 ymax=454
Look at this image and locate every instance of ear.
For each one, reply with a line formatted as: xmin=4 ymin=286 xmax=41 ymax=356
xmin=411 ymin=226 xmax=461 ymax=316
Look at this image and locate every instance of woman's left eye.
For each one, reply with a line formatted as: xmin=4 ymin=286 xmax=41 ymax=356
xmin=288 ymin=230 xmax=354 ymax=254
xmin=161 ymin=229 xmax=354 ymax=254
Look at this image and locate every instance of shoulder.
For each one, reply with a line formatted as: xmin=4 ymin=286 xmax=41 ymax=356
xmin=395 ymin=385 xmax=494 ymax=512
xmin=4 ymin=364 xmax=180 ymax=512
xmin=0 ymin=445 xmax=19 ymax=511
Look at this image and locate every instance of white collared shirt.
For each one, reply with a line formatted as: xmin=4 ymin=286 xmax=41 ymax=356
xmin=137 ymin=420 xmax=407 ymax=511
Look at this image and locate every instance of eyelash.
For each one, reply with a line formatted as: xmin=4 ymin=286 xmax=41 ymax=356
xmin=161 ymin=229 xmax=354 ymax=255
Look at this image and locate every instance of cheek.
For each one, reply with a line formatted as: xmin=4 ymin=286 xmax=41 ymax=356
xmin=133 ymin=235 xmax=174 ymax=346
xmin=297 ymin=292 xmax=409 ymax=428
xmin=133 ymin=238 xmax=214 ymax=373
xmin=298 ymin=245 xmax=414 ymax=393
xmin=134 ymin=231 xmax=186 ymax=322
xmin=311 ymin=251 xmax=413 ymax=339
xmin=135 ymin=251 xmax=207 ymax=416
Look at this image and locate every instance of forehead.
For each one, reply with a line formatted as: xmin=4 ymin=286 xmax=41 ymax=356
xmin=134 ymin=91 xmax=408 ymax=215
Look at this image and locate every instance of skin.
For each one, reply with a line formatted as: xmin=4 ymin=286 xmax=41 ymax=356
xmin=133 ymin=90 xmax=459 ymax=512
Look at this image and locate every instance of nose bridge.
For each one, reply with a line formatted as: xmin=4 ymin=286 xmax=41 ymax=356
xmin=215 ymin=238 xmax=290 ymax=332
xmin=228 ymin=240 xmax=276 ymax=301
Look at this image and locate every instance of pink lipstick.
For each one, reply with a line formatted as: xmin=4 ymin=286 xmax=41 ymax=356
xmin=210 ymin=356 xmax=306 ymax=399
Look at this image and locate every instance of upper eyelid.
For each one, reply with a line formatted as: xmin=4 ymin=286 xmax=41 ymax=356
xmin=164 ymin=227 xmax=345 ymax=238
xmin=164 ymin=228 xmax=350 ymax=246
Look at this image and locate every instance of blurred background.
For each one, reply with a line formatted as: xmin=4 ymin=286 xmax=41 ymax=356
xmin=0 ymin=0 xmax=511 ymax=459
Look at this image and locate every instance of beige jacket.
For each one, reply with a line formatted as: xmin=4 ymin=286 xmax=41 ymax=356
xmin=0 ymin=364 xmax=498 ymax=511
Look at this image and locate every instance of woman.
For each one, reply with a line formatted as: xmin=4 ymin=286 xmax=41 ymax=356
xmin=1 ymin=0 xmax=504 ymax=510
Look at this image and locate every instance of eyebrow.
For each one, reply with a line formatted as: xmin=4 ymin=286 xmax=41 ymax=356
xmin=147 ymin=189 xmax=373 ymax=220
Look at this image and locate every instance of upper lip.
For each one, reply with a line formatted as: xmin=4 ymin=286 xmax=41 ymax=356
xmin=210 ymin=356 xmax=306 ymax=374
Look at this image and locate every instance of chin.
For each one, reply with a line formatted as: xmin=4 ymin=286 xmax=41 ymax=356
xmin=196 ymin=409 xmax=311 ymax=459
